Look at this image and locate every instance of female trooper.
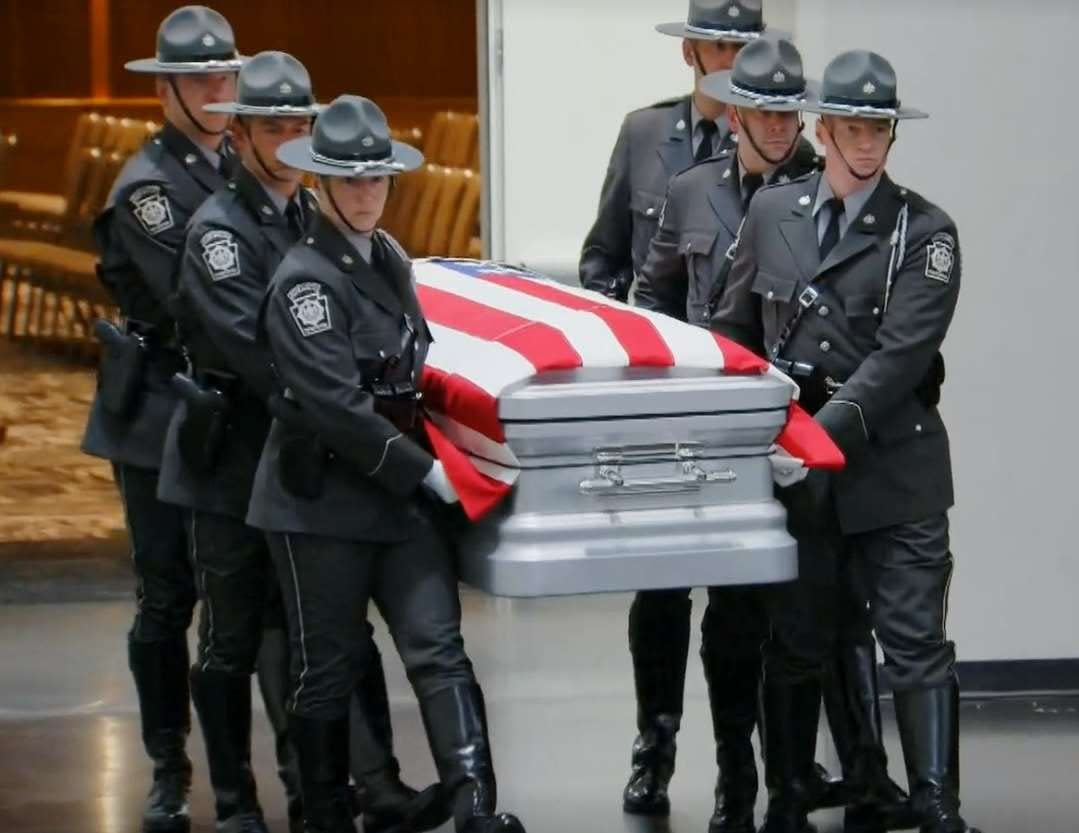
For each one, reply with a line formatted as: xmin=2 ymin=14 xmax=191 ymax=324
xmin=163 ymin=52 xmax=443 ymax=833
xmin=247 ymin=95 xmax=527 ymax=833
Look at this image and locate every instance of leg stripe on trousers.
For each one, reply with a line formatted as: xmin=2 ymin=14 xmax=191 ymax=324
xmin=193 ymin=512 xmax=216 ymax=671
xmin=283 ymin=534 xmax=310 ymax=706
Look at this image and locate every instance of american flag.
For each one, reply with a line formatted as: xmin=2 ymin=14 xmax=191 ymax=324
xmin=413 ymin=259 xmax=843 ymax=520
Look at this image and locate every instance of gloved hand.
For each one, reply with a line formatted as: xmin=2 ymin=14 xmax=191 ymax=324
xmin=422 ymin=460 xmax=460 ymax=504
xmin=769 ymin=449 xmax=809 ymax=488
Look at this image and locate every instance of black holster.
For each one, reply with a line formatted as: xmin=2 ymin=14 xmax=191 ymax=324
xmin=171 ymin=372 xmax=230 ymax=475
xmin=368 ymin=382 xmax=423 ymax=434
xmin=94 ymin=319 xmax=148 ymax=418
xmin=268 ymin=393 xmax=328 ymax=500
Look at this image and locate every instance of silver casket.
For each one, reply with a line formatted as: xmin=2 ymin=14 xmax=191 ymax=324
xmin=413 ymin=258 xmax=799 ymax=598
xmin=455 ymin=366 xmax=797 ymax=597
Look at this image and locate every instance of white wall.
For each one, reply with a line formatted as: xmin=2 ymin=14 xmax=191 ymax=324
xmin=485 ymin=0 xmax=1079 ymax=662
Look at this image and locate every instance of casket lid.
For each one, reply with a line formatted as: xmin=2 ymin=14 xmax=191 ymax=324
xmin=498 ymin=366 xmax=791 ymax=422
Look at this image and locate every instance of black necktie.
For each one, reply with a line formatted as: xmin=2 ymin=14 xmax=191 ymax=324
xmin=695 ymin=119 xmax=719 ymax=163
xmin=742 ymin=173 xmax=764 ymax=207
xmin=819 ymin=197 xmax=845 ymax=260
xmin=285 ymin=199 xmax=305 ymax=239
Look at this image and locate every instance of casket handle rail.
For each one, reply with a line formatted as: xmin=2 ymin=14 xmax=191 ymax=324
xmin=579 ymin=443 xmax=737 ymax=496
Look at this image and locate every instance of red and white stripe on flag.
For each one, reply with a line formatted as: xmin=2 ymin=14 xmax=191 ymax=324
xmin=414 ymin=259 xmax=844 ymax=520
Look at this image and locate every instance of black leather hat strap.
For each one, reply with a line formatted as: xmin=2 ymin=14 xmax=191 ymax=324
xmin=169 ymin=75 xmax=229 ymax=137
xmin=322 ymin=177 xmax=364 ymax=235
xmin=821 ymin=117 xmax=897 ymax=182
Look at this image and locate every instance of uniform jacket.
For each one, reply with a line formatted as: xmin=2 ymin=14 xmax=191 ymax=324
xmin=247 ymin=217 xmax=436 ymax=542
xmin=82 ymin=122 xmax=232 ymax=469
xmin=579 ymin=95 xmax=734 ymax=307
xmin=158 ymin=163 xmax=319 ymax=518
xmin=642 ymin=138 xmax=819 ymax=326
xmin=711 ymin=171 xmax=960 ymax=534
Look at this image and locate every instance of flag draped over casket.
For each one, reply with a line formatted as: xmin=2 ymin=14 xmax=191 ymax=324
xmin=412 ymin=259 xmax=844 ymax=520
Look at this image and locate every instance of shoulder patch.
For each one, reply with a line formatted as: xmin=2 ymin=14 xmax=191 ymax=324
xmin=286 ymin=281 xmax=333 ymax=337
xmin=200 ymin=229 xmax=242 ymax=282
xmin=129 ymin=184 xmax=174 ymax=236
xmin=925 ymin=232 xmax=956 ymax=284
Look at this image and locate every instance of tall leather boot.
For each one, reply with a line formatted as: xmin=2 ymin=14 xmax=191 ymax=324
xmin=349 ymin=642 xmax=449 ymax=833
xmin=420 ymin=683 xmax=526 ymax=833
xmin=821 ymin=639 xmax=915 ymax=833
xmin=290 ymin=714 xmax=357 ymax=833
xmin=894 ymin=683 xmax=982 ymax=833
xmin=759 ymin=677 xmax=822 ymax=833
xmin=623 ymin=591 xmax=692 ymax=815
xmin=256 ymin=627 xmax=304 ymax=833
xmin=190 ymin=667 xmax=268 ymax=833
xmin=701 ymin=651 xmax=760 ymax=833
xmin=129 ymin=636 xmax=193 ymax=833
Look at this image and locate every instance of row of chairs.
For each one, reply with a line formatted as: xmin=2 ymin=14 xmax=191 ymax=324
xmin=423 ymin=111 xmax=480 ymax=170
xmin=383 ymin=164 xmax=482 ymax=259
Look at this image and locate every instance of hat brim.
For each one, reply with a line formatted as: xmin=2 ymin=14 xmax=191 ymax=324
xmin=801 ymin=100 xmax=928 ymax=120
xmin=655 ymin=22 xmax=788 ymax=42
xmin=203 ymin=102 xmax=323 ymax=117
xmin=125 ymin=55 xmax=247 ymax=74
xmin=276 ymin=136 xmax=424 ymax=177
xmin=700 ymin=71 xmax=820 ymax=112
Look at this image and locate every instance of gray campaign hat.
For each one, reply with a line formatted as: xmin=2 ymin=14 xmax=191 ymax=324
xmin=803 ymin=50 xmax=927 ymax=120
xmin=125 ymin=5 xmax=245 ymax=74
xmin=276 ymin=95 xmax=424 ymax=178
xmin=700 ymin=38 xmax=818 ymax=112
xmin=203 ymin=51 xmax=321 ymax=116
xmin=656 ymin=0 xmax=781 ymax=42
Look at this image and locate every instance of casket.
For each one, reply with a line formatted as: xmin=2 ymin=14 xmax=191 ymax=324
xmin=411 ymin=259 xmax=840 ymax=598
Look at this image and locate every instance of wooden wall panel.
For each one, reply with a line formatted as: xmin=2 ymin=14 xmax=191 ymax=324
xmin=0 ymin=1 xmax=92 ymax=98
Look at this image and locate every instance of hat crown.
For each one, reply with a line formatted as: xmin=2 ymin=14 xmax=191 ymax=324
xmin=156 ymin=5 xmax=237 ymax=63
xmin=821 ymin=50 xmax=899 ymax=109
xmin=688 ymin=0 xmax=764 ymax=33
xmin=731 ymin=38 xmax=805 ymax=95
xmin=313 ymin=95 xmax=393 ymax=163
xmin=236 ymin=51 xmax=314 ymax=108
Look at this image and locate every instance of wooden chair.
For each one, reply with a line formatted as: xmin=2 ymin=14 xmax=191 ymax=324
xmin=406 ymin=165 xmax=450 ymax=256
xmin=423 ymin=112 xmax=452 ymax=168
xmin=441 ymin=115 xmax=479 ymax=169
xmin=449 ymin=169 xmax=482 ymax=258
xmin=424 ymin=167 xmax=471 ymax=256
xmin=382 ymin=165 xmax=428 ymax=245
xmin=390 ymin=126 xmax=424 ymax=152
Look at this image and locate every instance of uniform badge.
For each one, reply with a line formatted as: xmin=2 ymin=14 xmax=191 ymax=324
xmin=200 ymin=229 xmax=241 ymax=282
xmin=129 ymin=185 xmax=174 ymax=236
xmin=287 ymin=282 xmax=333 ymax=337
xmin=925 ymin=233 xmax=956 ymax=284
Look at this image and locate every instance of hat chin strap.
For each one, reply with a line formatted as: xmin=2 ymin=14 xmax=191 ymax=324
xmin=238 ymin=118 xmax=289 ymax=183
xmin=322 ymin=176 xmax=365 ymax=235
xmin=169 ymin=75 xmax=228 ymax=137
xmin=822 ymin=118 xmax=897 ymax=182
xmin=738 ymin=112 xmax=804 ymax=168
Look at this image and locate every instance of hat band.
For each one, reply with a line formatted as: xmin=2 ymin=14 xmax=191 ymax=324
xmin=685 ymin=23 xmax=763 ymax=39
xmin=729 ymin=80 xmax=807 ymax=105
xmin=818 ymin=96 xmax=900 ymax=118
xmin=233 ymin=103 xmax=319 ymax=115
xmin=311 ymin=148 xmax=405 ymax=173
xmin=154 ymin=57 xmax=244 ymax=70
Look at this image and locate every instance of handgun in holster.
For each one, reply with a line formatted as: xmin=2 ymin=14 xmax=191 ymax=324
xmin=267 ymin=390 xmax=329 ymax=500
xmin=772 ymin=358 xmax=839 ymax=415
xmin=170 ymin=370 xmax=232 ymax=475
xmin=367 ymin=314 xmax=424 ymax=434
xmin=93 ymin=318 xmax=150 ymax=418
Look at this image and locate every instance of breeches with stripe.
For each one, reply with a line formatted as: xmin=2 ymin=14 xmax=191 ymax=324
xmin=266 ymin=515 xmax=476 ymax=720
xmin=766 ymin=485 xmax=956 ymax=693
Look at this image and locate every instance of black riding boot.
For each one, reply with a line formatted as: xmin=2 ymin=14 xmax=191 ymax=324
xmin=421 ymin=684 xmax=525 ymax=833
xmin=759 ymin=677 xmax=822 ymax=833
xmin=623 ymin=591 xmax=691 ymax=815
xmin=349 ymin=643 xmax=448 ymax=833
xmin=256 ymin=627 xmax=303 ymax=833
xmin=894 ymin=683 xmax=982 ymax=833
xmin=130 ymin=637 xmax=193 ymax=833
xmin=190 ymin=667 xmax=268 ymax=832
xmin=290 ymin=714 xmax=357 ymax=833
xmin=822 ymin=639 xmax=915 ymax=832
xmin=702 ymin=652 xmax=760 ymax=833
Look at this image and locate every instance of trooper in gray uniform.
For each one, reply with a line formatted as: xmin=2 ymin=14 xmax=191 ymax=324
xmin=160 ymin=52 xmax=445 ymax=833
xmin=584 ymin=3 xmax=782 ymax=818
xmin=248 ymin=95 xmax=526 ymax=833
xmin=80 ymin=7 xmax=240 ymax=832
xmin=712 ymin=51 xmax=981 ymax=833
xmin=644 ymin=40 xmax=910 ymax=833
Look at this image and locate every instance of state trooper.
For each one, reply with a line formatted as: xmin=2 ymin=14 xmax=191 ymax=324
xmin=247 ymin=95 xmax=526 ymax=833
xmin=80 ymin=7 xmax=240 ymax=832
xmin=711 ymin=51 xmax=981 ymax=833
xmin=159 ymin=52 xmax=446 ymax=833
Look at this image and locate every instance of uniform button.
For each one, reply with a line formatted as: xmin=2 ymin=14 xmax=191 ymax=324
xmin=819 ymin=340 xmax=831 ymax=353
xmin=915 ymin=424 xmax=923 ymax=433
xmin=646 ymin=207 xmax=655 ymax=216
xmin=818 ymin=305 xmax=830 ymax=317
xmin=261 ymin=205 xmax=273 ymax=216
xmin=184 ymin=153 xmax=197 ymax=165
xmin=342 ymin=254 xmax=354 ymax=265
xmin=873 ymin=306 xmax=881 ymax=316
xmin=766 ymin=290 xmax=775 ymax=300
xmin=306 ymin=237 xmax=315 ymax=245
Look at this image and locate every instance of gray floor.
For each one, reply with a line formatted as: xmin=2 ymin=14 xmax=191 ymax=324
xmin=0 ymin=591 xmax=1076 ymax=832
